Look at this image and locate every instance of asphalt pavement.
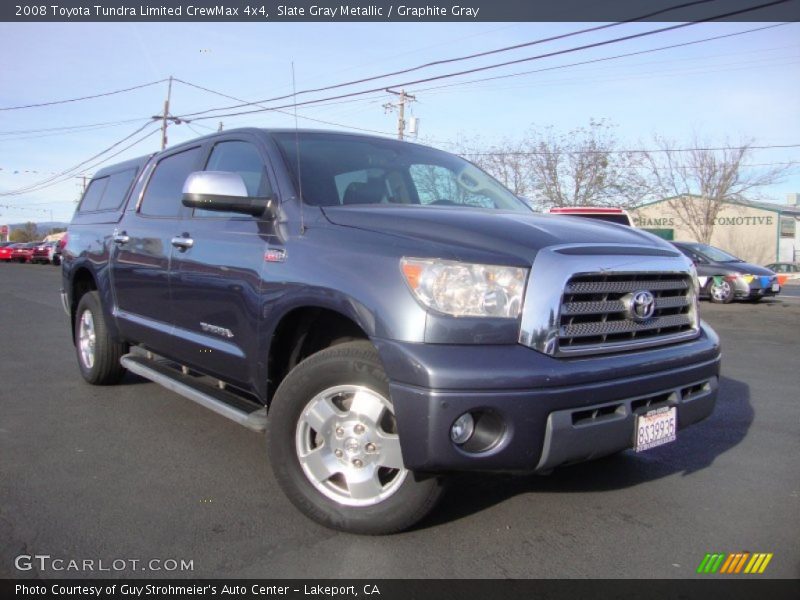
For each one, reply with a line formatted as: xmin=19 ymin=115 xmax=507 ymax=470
xmin=1 ymin=263 xmax=798 ymax=579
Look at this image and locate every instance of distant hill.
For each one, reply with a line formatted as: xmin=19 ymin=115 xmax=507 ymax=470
xmin=7 ymin=221 xmax=69 ymax=234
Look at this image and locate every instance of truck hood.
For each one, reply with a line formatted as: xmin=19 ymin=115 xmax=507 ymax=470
xmin=321 ymin=205 xmax=674 ymax=263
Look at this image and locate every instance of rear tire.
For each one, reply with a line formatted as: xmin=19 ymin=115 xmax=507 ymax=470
xmin=74 ymin=291 xmax=127 ymax=385
xmin=267 ymin=340 xmax=444 ymax=534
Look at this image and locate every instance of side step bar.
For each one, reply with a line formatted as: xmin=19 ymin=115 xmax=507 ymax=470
xmin=120 ymin=354 xmax=267 ymax=432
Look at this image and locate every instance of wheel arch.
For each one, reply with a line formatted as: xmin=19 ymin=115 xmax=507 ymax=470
xmin=263 ymin=304 xmax=373 ymax=405
xmin=68 ymin=266 xmax=99 ymax=342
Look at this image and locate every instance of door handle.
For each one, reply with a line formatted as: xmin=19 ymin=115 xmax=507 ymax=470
xmin=112 ymin=233 xmax=130 ymax=245
xmin=171 ymin=236 xmax=194 ymax=250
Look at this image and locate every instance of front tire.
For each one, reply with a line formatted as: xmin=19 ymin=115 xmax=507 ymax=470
xmin=707 ymin=278 xmax=734 ymax=304
xmin=266 ymin=341 xmax=444 ymax=534
xmin=74 ymin=291 xmax=127 ymax=385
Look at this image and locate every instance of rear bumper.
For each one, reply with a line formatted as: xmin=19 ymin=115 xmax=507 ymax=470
xmin=377 ymin=323 xmax=721 ymax=472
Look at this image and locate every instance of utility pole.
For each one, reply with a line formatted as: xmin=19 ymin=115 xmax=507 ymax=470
xmin=218 ymin=122 xmax=224 ymax=132
xmin=160 ymin=76 xmax=173 ymax=150
xmin=383 ymin=88 xmax=416 ymax=140
xmin=151 ymin=76 xmax=182 ymax=150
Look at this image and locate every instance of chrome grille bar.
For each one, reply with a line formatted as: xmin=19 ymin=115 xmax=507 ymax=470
xmin=565 ymin=279 xmax=688 ymax=294
xmin=518 ymin=244 xmax=700 ymax=357
xmin=560 ymin=314 xmax=694 ymax=338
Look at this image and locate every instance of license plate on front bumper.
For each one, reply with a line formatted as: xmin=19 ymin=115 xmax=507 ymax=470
xmin=772 ymin=283 xmax=780 ymax=292
xmin=634 ymin=406 xmax=676 ymax=452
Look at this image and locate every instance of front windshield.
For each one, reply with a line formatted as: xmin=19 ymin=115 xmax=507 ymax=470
xmin=690 ymin=243 xmax=742 ymax=263
xmin=273 ymin=132 xmax=530 ymax=212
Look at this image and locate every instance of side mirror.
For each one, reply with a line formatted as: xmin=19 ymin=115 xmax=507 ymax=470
xmin=182 ymin=171 xmax=276 ymax=218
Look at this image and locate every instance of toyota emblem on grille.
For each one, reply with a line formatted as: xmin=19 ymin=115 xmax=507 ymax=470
xmin=628 ymin=290 xmax=656 ymax=321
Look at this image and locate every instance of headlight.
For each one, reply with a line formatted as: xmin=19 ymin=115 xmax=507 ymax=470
xmin=400 ymin=257 xmax=528 ymax=318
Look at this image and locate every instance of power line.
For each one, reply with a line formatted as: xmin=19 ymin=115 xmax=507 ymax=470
xmin=178 ymin=0 xmax=721 ymax=119
xmin=174 ymin=78 xmax=395 ymax=136
xmin=0 ymin=79 xmax=168 ymax=111
xmin=459 ymin=144 xmax=800 ymax=156
xmin=411 ymin=22 xmax=794 ymax=95
xmin=0 ymin=121 xmax=158 ymax=197
xmin=0 ymin=117 xmax=151 ymax=136
xmin=0 ymin=127 xmax=160 ymax=202
xmin=183 ymin=0 xmax=791 ymax=123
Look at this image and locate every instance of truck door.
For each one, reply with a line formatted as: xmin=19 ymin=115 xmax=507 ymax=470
xmin=168 ymin=136 xmax=278 ymax=391
xmin=110 ymin=145 xmax=203 ymax=351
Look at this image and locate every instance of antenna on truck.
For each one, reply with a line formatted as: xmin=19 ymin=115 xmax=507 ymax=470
xmin=292 ymin=62 xmax=306 ymax=236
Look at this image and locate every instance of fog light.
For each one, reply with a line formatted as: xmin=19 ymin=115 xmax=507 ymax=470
xmin=450 ymin=412 xmax=475 ymax=445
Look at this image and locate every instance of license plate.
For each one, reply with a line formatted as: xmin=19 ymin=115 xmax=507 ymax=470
xmin=772 ymin=283 xmax=780 ymax=292
xmin=634 ymin=406 xmax=676 ymax=452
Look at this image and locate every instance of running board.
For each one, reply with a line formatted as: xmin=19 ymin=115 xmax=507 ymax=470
xmin=120 ymin=354 xmax=267 ymax=432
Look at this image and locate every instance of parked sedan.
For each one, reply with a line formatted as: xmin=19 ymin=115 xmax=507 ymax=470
xmin=0 ymin=242 xmax=14 ymax=262
xmin=672 ymin=241 xmax=780 ymax=303
xmin=31 ymin=241 xmax=61 ymax=265
xmin=10 ymin=242 xmax=39 ymax=264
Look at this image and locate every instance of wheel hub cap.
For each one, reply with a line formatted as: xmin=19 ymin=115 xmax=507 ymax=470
xmin=295 ymin=385 xmax=407 ymax=507
xmin=78 ymin=309 xmax=96 ymax=369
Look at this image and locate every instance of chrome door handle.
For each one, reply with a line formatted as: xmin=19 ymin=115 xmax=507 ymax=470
xmin=171 ymin=236 xmax=194 ymax=250
xmin=112 ymin=233 xmax=130 ymax=245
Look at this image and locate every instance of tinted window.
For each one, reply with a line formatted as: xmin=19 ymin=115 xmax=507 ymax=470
xmin=409 ymin=164 xmax=495 ymax=208
xmin=273 ymin=132 xmax=528 ymax=211
xmin=98 ymin=168 xmax=137 ymax=210
xmin=140 ymin=147 xmax=202 ymax=217
xmin=78 ymin=177 xmax=109 ymax=212
xmin=194 ymin=140 xmax=271 ymax=218
xmin=689 ymin=243 xmax=742 ymax=263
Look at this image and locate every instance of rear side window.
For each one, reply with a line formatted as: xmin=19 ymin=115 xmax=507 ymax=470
xmin=140 ymin=147 xmax=202 ymax=217
xmin=78 ymin=168 xmax=138 ymax=212
xmin=98 ymin=168 xmax=137 ymax=210
xmin=78 ymin=177 xmax=109 ymax=212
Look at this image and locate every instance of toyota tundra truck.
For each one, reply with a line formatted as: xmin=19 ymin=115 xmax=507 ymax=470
xmin=62 ymin=129 xmax=720 ymax=534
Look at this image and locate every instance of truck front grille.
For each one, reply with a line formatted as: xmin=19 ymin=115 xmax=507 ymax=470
xmin=557 ymin=273 xmax=697 ymax=354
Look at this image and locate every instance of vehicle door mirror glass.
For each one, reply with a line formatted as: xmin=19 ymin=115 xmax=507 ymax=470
xmin=182 ymin=171 xmax=275 ymax=218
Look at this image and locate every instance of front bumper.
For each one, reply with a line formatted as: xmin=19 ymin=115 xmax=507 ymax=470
xmin=733 ymin=275 xmax=780 ymax=299
xmin=376 ymin=323 xmax=720 ymax=473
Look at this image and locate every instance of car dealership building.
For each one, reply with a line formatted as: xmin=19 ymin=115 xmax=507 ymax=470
xmin=631 ymin=194 xmax=800 ymax=265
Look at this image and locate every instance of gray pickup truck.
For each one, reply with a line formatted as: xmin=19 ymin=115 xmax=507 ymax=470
xmin=62 ymin=129 xmax=720 ymax=534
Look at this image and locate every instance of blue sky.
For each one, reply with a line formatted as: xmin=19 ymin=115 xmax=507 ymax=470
xmin=0 ymin=20 xmax=798 ymax=223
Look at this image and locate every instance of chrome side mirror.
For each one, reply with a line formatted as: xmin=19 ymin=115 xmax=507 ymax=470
xmin=182 ymin=171 xmax=276 ymax=218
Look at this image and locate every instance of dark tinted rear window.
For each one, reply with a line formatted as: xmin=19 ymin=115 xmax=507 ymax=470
xmin=78 ymin=177 xmax=109 ymax=212
xmin=78 ymin=167 xmax=138 ymax=212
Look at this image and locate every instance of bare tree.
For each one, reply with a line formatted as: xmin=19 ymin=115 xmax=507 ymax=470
xmin=452 ymin=120 xmax=650 ymax=210
xmin=637 ymin=136 xmax=789 ymax=243
xmin=523 ymin=119 xmax=653 ymax=209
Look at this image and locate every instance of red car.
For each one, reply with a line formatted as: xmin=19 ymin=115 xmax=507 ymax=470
xmin=10 ymin=242 xmax=38 ymax=263
xmin=31 ymin=240 xmax=61 ymax=265
xmin=0 ymin=242 xmax=14 ymax=262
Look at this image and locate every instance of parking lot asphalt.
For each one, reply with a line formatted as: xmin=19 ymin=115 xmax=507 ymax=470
xmin=1 ymin=263 xmax=798 ymax=579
